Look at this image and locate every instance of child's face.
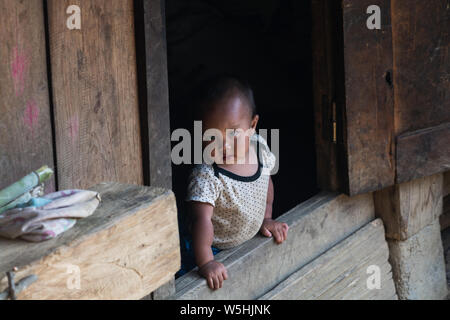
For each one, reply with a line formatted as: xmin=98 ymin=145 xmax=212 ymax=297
xmin=202 ymin=93 xmax=259 ymax=164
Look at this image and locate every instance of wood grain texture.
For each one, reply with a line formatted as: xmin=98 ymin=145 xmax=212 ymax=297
xmin=0 ymin=182 xmax=180 ymax=300
xmin=0 ymin=0 xmax=55 ymax=193
xmin=312 ymin=0 xmax=395 ymax=196
xmin=47 ymin=0 xmax=143 ymax=190
xmin=142 ymin=0 xmax=172 ymax=189
xmin=440 ymin=195 xmax=450 ymax=230
xmin=175 ymin=191 xmax=375 ymax=300
xmin=340 ymin=0 xmax=395 ymax=196
xmin=374 ymin=172 xmax=443 ymax=240
xmin=259 ymin=219 xmax=397 ymax=300
xmin=391 ymin=0 xmax=450 ymax=184
xmin=311 ymin=0 xmax=344 ymax=193
xmin=396 ymin=123 xmax=450 ymax=184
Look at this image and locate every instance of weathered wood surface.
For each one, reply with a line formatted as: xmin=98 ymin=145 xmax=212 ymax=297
xmin=396 ymin=123 xmax=450 ymax=184
xmin=374 ymin=172 xmax=443 ymax=241
xmin=140 ymin=0 xmax=172 ymax=189
xmin=175 ymin=191 xmax=375 ymax=300
xmin=312 ymin=0 xmax=395 ymax=197
xmin=340 ymin=0 xmax=395 ymax=196
xmin=0 ymin=182 xmax=180 ymax=300
xmin=311 ymin=0 xmax=342 ymax=193
xmin=0 ymin=0 xmax=55 ymax=193
xmin=259 ymin=219 xmax=397 ymax=300
xmin=47 ymin=0 xmax=143 ymax=190
xmin=392 ymin=0 xmax=450 ymax=136
xmin=392 ymin=0 xmax=450 ymax=183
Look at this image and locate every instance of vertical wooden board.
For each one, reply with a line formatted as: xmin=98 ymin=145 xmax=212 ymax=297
xmin=0 ymin=0 xmax=55 ymax=192
xmin=311 ymin=0 xmax=344 ymax=193
xmin=142 ymin=0 xmax=172 ymax=189
xmin=47 ymin=0 xmax=143 ymax=189
xmin=341 ymin=0 xmax=395 ymax=196
xmin=391 ymin=0 xmax=450 ymax=135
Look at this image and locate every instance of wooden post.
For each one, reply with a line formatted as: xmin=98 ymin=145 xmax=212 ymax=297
xmin=134 ymin=0 xmax=175 ymax=300
xmin=374 ymin=173 xmax=448 ymax=299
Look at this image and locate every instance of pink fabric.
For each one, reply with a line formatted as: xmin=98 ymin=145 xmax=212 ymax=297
xmin=0 ymin=190 xmax=100 ymax=242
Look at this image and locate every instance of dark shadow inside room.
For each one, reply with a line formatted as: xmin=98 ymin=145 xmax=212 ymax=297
xmin=165 ymin=0 xmax=320 ymax=255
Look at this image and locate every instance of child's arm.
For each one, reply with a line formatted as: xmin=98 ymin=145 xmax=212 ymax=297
xmin=190 ymin=201 xmax=228 ymax=290
xmin=260 ymin=177 xmax=289 ymax=243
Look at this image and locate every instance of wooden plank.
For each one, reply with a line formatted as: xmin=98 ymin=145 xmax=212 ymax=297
xmin=396 ymin=123 xmax=450 ymax=184
xmin=340 ymin=0 xmax=395 ymax=196
xmin=391 ymin=0 xmax=450 ymax=184
xmin=391 ymin=0 xmax=450 ymax=136
xmin=0 ymin=0 xmax=55 ymax=193
xmin=141 ymin=0 xmax=172 ymax=189
xmin=0 ymin=182 xmax=180 ymax=300
xmin=312 ymin=0 xmax=395 ymax=196
xmin=175 ymin=191 xmax=375 ymax=299
xmin=311 ymin=0 xmax=345 ymax=193
xmin=259 ymin=219 xmax=397 ymax=300
xmin=374 ymin=172 xmax=443 ymax=240
xmin=47 ymin=0 xmax=143 ymax=189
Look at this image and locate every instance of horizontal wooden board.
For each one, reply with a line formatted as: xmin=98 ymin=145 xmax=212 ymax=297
xmin=175 ymin=191 xmax=375 ymax=299
xmin=396 ymin=123 xmax=450 ymax=184
xmin=0 ymin=182 xmax=180 ymax=299
xmin=259 ymin=219 xmax=397 ymax=300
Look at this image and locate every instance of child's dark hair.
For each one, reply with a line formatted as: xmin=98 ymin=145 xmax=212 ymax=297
xmin=193 ymin=74 xmax=257 ymax=119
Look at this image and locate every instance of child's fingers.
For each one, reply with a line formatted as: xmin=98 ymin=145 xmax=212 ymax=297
xmin=274 ymin=228 xmax=283 ymax=244
xmin=222 ymin=268 xmax=228 ymax=280
xmin=207 ymin=276 xmax=214 ymax=290
xmin=261 ymin=227 xmax=272 ymax=237
xmin=217 ymin=273 xmax=223 ymax=289
xmin=212 ymin=274 xmax=220 ymax=290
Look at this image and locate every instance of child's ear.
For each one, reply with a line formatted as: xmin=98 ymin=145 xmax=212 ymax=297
xmin=250 ymin=114 xmax=259 ymax=132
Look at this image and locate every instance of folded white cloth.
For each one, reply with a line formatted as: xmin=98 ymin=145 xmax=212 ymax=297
xmin=0 ymin=189 xmax=100 ymax=242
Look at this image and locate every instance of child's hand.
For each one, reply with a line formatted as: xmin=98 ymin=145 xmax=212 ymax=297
xmin=260 ymin=218 xmax=289 ymax=244
xmin=198 ymin=260 xmax=228 ymax=290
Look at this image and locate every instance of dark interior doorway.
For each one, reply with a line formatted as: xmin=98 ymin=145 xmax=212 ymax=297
xmin=166 ymin=0 xmax=320 ymax=237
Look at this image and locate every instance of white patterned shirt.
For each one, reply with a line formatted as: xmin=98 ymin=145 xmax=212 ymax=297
xmin=185 ymin=134 xmax=276 ymax=249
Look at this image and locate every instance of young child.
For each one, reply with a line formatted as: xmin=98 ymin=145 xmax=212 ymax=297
xmin=182 ymin=75 xmax=289 ymax=290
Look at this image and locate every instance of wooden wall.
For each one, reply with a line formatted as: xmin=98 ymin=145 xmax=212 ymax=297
xmin=47 ymin=0 xmax=143 ymax=190
xmin=0 ymin=0 xmax=154 ymax=192
xmin=0 ymin=0 xmax=55 ymax=193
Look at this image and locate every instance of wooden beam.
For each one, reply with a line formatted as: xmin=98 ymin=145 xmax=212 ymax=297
xmin=259 ymin=219 xmax=397 ymax=300
xmin=396 ymin=123 xmax=450 ymax=184
xmin=0 ymin=0 xmax=55 ymax=193
xmin=175 ymin=191 xmax=375 ymax=299
xmin=0 ymin=182 xmax=180 ymax=300
xmin=47 ymin=0 xmax=143 ymax=190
